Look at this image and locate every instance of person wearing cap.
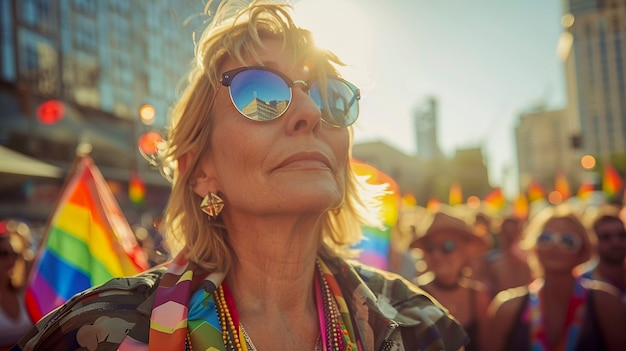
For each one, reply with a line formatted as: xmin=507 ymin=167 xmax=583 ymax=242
xmin=411 ymin=207 xmax=490 ymax=351
xmin=486 ymin=205 xmax=626 ymax=351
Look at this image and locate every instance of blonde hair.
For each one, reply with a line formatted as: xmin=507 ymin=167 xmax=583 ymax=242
xmin=161 ymin=1 xmax=382 ymax=273
xmin=520 ymin=205 xmax=592 ymax=278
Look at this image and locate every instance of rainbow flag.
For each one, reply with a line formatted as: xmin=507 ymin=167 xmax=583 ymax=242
xmin=484 ymin=187 xmax=506 ymax=212
xmin=448 ymin=181 xmax=463 ymax=206
xmin=555 ymin=171 xmax=571 ymax=200
xmin=129 ymin=170 xmax=146 ymax=206
xmin=602 ymin=163 xmax=623 ymax=200
xmin=577 ymin=180 xmax=594 ymax=201
xmin=426 ymin=197 xmax=441 ymax=212
xmin=512 ymin=193 xmax=529 ymax=220
xmin=350 ymin=158 xmax=399 ymax=270
xmin=25 ymin=156 xmax=149 ymax=321
xmin=401 ymin=193 xmax=417 ymax=208
xmin=527 ymin=180 xmax=546 ymax=203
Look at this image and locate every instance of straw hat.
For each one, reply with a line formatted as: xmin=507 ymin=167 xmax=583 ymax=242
xmin=410 ymin=210 xmax=488 ymax=256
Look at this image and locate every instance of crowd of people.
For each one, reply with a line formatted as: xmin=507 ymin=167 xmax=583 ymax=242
xmin=400 ymin=203 xmax=626 ymax=351
xmin=2 ymin=0 xmax=625 ymax=350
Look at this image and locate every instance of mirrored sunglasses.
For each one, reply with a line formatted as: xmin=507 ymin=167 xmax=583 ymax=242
xmin=425 ymin=239 xmax=457 ymax=254
xmin=221 ymin=66 xmax=360 ymax=128
xmin=536 ymin=231 xmax=582 ymax=251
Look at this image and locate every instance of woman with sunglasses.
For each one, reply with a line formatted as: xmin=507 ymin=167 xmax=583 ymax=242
xmin=486 ymin=205 xmax=626 ymax=351
xmin=13 ymin=1 xmax=467 ymax=350
xmin=410 ymin=207 xmax=490 ymax=351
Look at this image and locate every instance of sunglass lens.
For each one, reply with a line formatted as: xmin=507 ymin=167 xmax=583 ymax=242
xmin=537 ymin=233 xmax=553 ymax=247
xmin=310 ymin=79 xmax=359 ymax=127
xmin=561 ymin=234 xmax=580 ymax=250
xmin=442 ymin=240 xmax=456 ymax=253
xmin=229 ymin=69 xmax=291 ymax=121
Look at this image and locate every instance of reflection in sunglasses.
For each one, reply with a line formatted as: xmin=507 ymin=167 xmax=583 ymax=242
xmin=536 ymin=231 xmax=582 ymax=251
xmin=221 ymin=66 xmax=360 ymax=127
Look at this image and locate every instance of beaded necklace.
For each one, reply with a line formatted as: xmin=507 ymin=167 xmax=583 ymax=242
xmin=214 ymin=282 xmax=247 ymax=351
xmin=210 ymin=261 xmax=350 ymax=351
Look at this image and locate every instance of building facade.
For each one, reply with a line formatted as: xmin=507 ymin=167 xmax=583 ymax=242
xmin=562 ymin=0 xmax=626 ymax=160
xmin=0 ymin=0 xmax=208 ymax=223
xmin=515 ymin=108 xmax=579 ymax=193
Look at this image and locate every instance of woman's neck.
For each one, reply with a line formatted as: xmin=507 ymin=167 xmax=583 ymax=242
xmin=224 ymin=215 xmax=321 ymax=315
xmin=541 ymin=272 xmax=576 ymax=297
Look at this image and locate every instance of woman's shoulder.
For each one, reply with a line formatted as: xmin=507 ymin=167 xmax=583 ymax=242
xmin=487 ymin=285 xmax=528 ymax=318
xmin=13 ymin=267 xmax=167 ymax=351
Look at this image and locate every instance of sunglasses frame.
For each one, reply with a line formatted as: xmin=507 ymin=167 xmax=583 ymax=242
xmin=536 ymin=231 xmax=582 ymax=252
xmin=220 ymin=66 xmax=360 ymax=127
xmin=425 ymin=239 xmax=457 ymax=255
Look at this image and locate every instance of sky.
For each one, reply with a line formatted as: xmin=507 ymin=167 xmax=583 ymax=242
xmin=294 ymin=0 xmax=567 ymax=198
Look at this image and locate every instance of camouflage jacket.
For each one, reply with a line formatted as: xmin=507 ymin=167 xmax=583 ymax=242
xmin=13 ymin=255 xmax=467 ymax=351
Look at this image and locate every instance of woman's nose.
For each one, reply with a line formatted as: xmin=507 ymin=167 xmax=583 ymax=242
xmin=285 ymin=85 xmax=322 ymax=133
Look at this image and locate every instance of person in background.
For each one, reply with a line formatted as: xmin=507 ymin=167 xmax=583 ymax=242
xmin=13 ymin=1 xmax=467 ymax=350
xmin=411 ymin=207 xmax=490 ymax=351
xmin=472 ymin=216 xmax=532 ymax=298
xmin=486 ymin=205 xmax=626 ymax=351
xmin=0 ymin=220 xmax=33 ymax=351
xmin=581 ymin=213 xmax=626 ymax=300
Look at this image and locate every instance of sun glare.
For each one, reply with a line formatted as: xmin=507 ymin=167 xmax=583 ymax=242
xmin=293 ymin=0 xmax=372 ymax=84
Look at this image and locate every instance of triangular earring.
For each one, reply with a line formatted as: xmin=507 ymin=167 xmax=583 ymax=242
xmin=200 ymin=192 xmax=224 ymax=219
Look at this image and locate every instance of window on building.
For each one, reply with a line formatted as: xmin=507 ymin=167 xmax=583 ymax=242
xmin=0 ymin=0 xmax=16 ymax=82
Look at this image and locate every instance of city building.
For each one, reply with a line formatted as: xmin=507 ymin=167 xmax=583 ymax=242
xmin=0 ymin=0 xmax=208 ymax=223
xmin=515 ymin=108 xmax=578 ymax=192
xmin=561 ymin=0 xmax=626 ymax=162
xmin=413 ymin=96 xmax=442 ymax=161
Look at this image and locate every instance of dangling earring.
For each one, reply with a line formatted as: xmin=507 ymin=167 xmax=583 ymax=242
xmin=200 ymin=192 xmax=224 ymax=219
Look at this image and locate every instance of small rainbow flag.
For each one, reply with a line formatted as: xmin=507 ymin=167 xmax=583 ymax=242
xmin=448 ymin=181 xmax=463 ymax=206
xmin=527 ymin=180 xmax=546 ymax=203
xmin=555 ymin=171 xmax=571 ymax=200
xmin=129 ymin=170 xmax=146 ymax=206
xmin=577 ymin=180 xmax=594 ymax=201
xmin=25 ymin=156 xmax=149 ymax=322
xmin=512 ymin=193 xmax=529 ymax=220
xmin=484 ymin=187 xmax=506 ymax=212
xmin=350 ymin=158 xmax=400 ymax=270
xmin=602 ymin=163 xmax=623 ymax=200
xmin=426 ymin=197 xmax=441 ymax=212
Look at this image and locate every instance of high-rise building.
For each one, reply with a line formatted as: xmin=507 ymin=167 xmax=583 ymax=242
xmin=516 ymin=108 xmax=575 ymax=192
xmin=561 ymin=0 xmax=626 ymax=160
xmin=414 ymin=96 xmax=442 ymax=160
xmin=0 ymin=0 xmax=208 ymax=221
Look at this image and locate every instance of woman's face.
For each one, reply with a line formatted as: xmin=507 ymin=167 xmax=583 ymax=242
xmin=423 ymin=231 xmax=466 ymax=280
xmin=536 ymin=217 xmax=585 ymax=274
xmin=194 ymin=38 xmax=350 ymax=220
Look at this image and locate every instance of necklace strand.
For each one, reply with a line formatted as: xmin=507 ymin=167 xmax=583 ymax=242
xmin=212 ymin=263 xmax=343 ymax=351
xmin=241 ymin=325 xmax=322 ymax=351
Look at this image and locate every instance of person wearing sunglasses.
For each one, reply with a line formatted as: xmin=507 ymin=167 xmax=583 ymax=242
xmin=0 ymin=220 xmax=33 ymax=351
xmin=486 ymin=205 xmax=626 ymax=351
xmin=13 ymin=1 xmax=468 ymax=350
xmin=410 ymin=207 xmax=490 ymax=351
xmin=581 ymin=211 xmax=626 ymax=301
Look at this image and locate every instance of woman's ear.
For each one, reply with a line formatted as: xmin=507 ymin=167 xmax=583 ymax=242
xmin=179 ymin=149 xmax=216 ymax=198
